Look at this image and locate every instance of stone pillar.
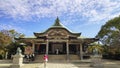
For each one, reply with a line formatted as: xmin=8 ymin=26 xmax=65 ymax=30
xmin=80 ymin=44 xmax=83 ymax=60
xmin=10 ymin=47 xmax=24 ymax=68
xmin=46 ymin=40 xmax=49 ymax=55
xmin=66 ymin=40 xmax=69 ymax=60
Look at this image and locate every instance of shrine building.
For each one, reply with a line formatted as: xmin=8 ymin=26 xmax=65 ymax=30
xmin=16 ymin=17 xmax=98 ymax=61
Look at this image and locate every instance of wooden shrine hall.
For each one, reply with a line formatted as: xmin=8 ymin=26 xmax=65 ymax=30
xmin=16 ymin=18 xmax=98 ymax=60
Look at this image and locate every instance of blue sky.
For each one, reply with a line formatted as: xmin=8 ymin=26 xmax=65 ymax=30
xmin=0 ymin=0 xmax=120 ymax=38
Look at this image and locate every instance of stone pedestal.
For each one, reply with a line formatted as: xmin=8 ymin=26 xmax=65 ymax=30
xmin=90 ymin=55 xmax=102 ymax=67
xmin=10 ymin=54 xmax=24 ymax=68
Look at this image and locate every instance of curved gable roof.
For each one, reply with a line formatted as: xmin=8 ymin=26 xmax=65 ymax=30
xmin=34 ymin=17 xmax=81 ymax=37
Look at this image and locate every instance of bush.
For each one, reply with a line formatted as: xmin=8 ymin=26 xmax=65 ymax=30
xmin=102 ymin=53 xmax=120 ymax=60
xmin=102 ymin=54 xmax=109 ymax=59
xmin=0 ymin=55 xmax=3 ymax=59
xmin=115 ymin=54 xmax=120 ymax=60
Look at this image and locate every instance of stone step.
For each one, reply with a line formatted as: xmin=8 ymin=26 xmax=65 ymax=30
xmin=34 ymin=55 xmax=80 ymax=62
xmin=49 ymin=55 xmax=66 ymax=60
xmin=69 ymin=55 xmax=80 ymax=60
xmin=0 ymin=60 xmax=12 ymax=63
xmin=34 ymin=55 xmax=44 ymax=62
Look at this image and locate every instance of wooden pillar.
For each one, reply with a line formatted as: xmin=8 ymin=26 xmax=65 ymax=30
xmin=66 ymin=40 xmax=69 ymax=60
xmin=76 ymin=45 xmax=78 ymax=54
xmin=46 ymin=40 xmax=49 ymax=55
xmin=32 ymin=42 xmax=35 ymax=53
xmin=80 ymin=43 xmax=83 ymax=60
xmin=36 ymin=44 xmax=40 ymax=54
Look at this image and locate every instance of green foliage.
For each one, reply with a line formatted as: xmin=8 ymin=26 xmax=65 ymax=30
xmin=7 ymin=42 xmax=24 ymax=54
xmin=96 ymin=15 xmax=120 ymax=56
xmin=87 ymin=43 xmax=103 ymax=54
xmin=9 ymin=30 xmax=25 ymax=38
xmin=6 ymin=42 xmax=25 ymax=59
xmin=96 ymin=16 xmax=120 ymax=45
xmin=0 ymin=29 xmax=25 ymax=59
xmin=0 ymin=32 xmax=12 ymax=46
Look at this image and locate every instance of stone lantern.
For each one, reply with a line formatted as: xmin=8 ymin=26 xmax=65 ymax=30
xmin=10 ymin=47 xmax=24 ymax=68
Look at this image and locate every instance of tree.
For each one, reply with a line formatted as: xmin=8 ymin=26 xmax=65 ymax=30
xmin=0 ymin=32 xmax=12 ymax=46
xmin=96 ymin=15 xmax=120 ymax=58
xmin=96 ymin=16 xmax=120 ymax=46
xmin=7 ymin=42 xmax=25 ymax=59
xmin=9 ymin=30 xmax=24 ymax=38
xmin=0 ymin=29 xmax=25 ymax=46
xmin=0 ymin=32 xmax=12 ymax=59
xmin=9 ymin=30 xmax=25 ymax=42
xmin=0 ymin=29 xmax=25 ymax=59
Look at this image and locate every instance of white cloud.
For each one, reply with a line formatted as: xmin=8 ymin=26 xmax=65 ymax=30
xmin=0 ymin=23 xmax=29 ymax=33
xmin=0 ymin=0 xmax=120 ymax=24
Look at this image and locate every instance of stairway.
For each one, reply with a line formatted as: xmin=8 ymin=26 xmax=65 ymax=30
xmin=49 ymin=55 xmax=66 ymax=60
xmin=34 ymin=54 xmax=80 ymax=62
xmin=34 ymin=55 xmax=44 ymax=62
xmin=69 ymin=55 xmax=80 ymax=60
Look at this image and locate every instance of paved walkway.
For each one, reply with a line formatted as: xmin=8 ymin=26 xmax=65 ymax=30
xmin=0 ymin=59 xmax=120 ymax=68
xmin=0 ymin=62 xmax=92 ymax=68
xmin=102 ymin=59 xmax=120 ymax=68
xmin=36 ymin=62 xmax=92 ymax=68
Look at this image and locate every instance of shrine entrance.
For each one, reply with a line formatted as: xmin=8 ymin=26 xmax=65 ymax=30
xmin=49 ymin=42 xmax=66 ymax=54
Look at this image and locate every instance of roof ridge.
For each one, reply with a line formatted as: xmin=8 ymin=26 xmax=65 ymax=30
xmin=52 ymin=17 xmax=62 ymax=26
